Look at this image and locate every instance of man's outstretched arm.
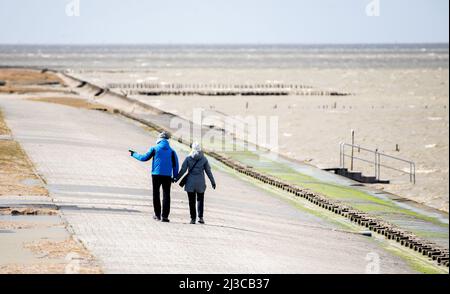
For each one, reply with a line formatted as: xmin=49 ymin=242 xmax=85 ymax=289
xmin=131 ymin=147 xmax=155 ymax=162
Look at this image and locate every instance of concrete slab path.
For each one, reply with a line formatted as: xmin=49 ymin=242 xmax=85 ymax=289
xmin=0 ymin=97 xmax=415 ymax=273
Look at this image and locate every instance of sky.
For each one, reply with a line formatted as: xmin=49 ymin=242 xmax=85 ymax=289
xmin=0 ymin=0 xmax=448 ymax=44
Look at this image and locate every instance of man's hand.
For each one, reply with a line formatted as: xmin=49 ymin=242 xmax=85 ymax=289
xmin=128 ymin=149 xmax=135 ymax=156
xmin=212 ymin=183 xmax=216 ymax=190
xmin=172 ymin=177 xmax=178 ymax=183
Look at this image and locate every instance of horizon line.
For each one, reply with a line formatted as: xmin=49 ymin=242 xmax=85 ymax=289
xmin=0 ymin=42 xmax=449 ymax=47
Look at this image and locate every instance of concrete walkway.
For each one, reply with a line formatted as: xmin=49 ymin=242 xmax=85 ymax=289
xmin=0 ymin=97 xmax=415 ymax=273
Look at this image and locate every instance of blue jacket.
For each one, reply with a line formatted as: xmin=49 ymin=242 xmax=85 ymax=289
xmin=132 ymin=139 xmax=179 ymax=178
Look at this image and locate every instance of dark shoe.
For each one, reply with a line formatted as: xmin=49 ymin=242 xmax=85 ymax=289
xmin=153 ymin=215 xmax=161 ymax=221
xmin=190 ymin=219 xmax=196 ymax=224
xmin=161 ymin=218 xmax=170 ymax=223
xmin=198 ymin=218 xmax=205 ymax=224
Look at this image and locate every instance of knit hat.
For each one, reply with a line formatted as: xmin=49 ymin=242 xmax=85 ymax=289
xmin=158 ymin=131 xmax=170 ymax=139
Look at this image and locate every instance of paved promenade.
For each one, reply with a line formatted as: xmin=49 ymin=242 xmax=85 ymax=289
xmin=0 ymin=97 xmax=415 ymax=273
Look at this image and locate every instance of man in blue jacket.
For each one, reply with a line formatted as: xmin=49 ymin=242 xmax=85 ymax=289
xmin=129 ymin=132 xmax=179 ymax=222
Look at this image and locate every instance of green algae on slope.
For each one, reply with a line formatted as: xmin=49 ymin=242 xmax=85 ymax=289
xmin=306 ymin=183 xmax=446 ymax=226
xmin=222 ymin=150 xmax=448 ymax=233
xmin=209 ymin=155 xmax=448 ymax=274
xmin=381 ymin=243 xmax=448 ymax=274
xmin=208 ymin=155 xmax=364 ymax=234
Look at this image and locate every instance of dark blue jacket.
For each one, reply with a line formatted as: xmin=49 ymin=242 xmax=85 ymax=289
xmin=132 ymin=139 xmax=179 ymax=178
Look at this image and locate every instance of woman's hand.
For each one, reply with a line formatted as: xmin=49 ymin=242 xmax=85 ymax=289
xmin=128 ymin=149 xmax=135 ymax=156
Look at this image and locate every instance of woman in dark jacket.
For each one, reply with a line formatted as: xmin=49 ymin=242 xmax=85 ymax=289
xmin=176 ymin=142 xmax=216 ymax=224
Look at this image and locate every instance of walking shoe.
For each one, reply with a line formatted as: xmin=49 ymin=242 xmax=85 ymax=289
xmin=153 ymin=215 xmax=161 ymax=221
xmin=161 ymin=218 xmax=170 ymax=223
xmin=190 ymin=219 xmax=196 ymax=224
xmin=198 ymin=218 xmax=205 ymax=224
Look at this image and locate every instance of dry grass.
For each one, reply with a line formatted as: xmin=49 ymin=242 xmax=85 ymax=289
xmin=0 ymin=207 xmax=58 ymax=216
xmin=0 ymin=140 xmax=48 ymax=196
xmin=0 ymin=238 xmax=102 ymax=274
xmin=0 ymin=263 xmax=68 ymax=274
xmin=0 ymin=110 xmax=10 ymax=135
xmin=0 ymin=110 xmax=48 ymax=196
xmin=0 ymin=262 xmax=102 ymax=274
xmin=0 ymin=86 xmax=68 ymax=94
xmin=28 ymin=97 xmax=111 ymax=111
xmin=20 ymin=238 xmax=103 ymax=274
xmin=0 ymin=68 xmax=66 ymax=94
xmin=0 ymin=68 xmax=63 ymax=86
xmin=25 ymin=238 xmax=92 ymax=259
xmin=0 ymin=221 xmax=37 ymax=230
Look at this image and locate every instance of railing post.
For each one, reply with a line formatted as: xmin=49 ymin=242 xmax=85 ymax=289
xmin=411 ymin=162 xmax=416 ymax=184
xmin=374 ymin=148 xmax=378 ymax=180
xmin=410 ymin=163 xmax=412 ymax=183
xmin=350 ymin=130 xmax=355 ymax=171
xmin=377 ymin=153 xmax=381 ymax=180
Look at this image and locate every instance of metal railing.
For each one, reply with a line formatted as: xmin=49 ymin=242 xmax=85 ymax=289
xmin=339 ymin=142 xmax=416 ymax=184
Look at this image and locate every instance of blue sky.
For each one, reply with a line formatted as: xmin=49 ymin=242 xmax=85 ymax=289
xmin=0 ymin=0 xmax=448 ymax=44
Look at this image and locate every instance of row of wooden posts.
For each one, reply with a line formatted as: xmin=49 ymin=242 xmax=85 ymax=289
xmin=119 ymin=89 xmax=349 ymax=96
xmin=107 ymin=82 xmax=314 ymax=90
xmin=107 ymin=83 xmax=350 ymax=96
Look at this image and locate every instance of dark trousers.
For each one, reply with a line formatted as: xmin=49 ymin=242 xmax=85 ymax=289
xmin=152 ymin=175 xmax=172 ymax=218
xmin=187 ymin=192 xmax=205 ymax=220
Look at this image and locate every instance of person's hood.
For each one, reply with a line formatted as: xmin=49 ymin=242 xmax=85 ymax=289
xmin=156 ymin=138 xmax=170 ymax=150
xmin=190 ymin=141 xmax=202 ymax=159
xmin=191 ymin=150 xmax=204 ymax=160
